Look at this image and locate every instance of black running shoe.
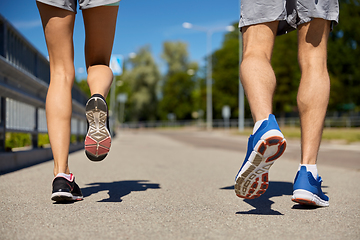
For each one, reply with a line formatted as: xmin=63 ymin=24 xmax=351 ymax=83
xmin=84 ymin=94 xmax=111 ymax=161
xmin=51 ymin=173 xmax=83 ymax=202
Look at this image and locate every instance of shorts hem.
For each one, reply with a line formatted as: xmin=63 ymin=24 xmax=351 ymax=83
xmin=240 ymin=14 xmax=339 ymax=33
xmin=297 ymin=13 xmax=339 ymax=32
xmin=239 ymin=17 xmax=285 ymax=30
xmin=299 ymin=13 xmax=339 ymax=24
xmin=36 ymin=0 xmax=76 ymax=13
xmin=80 ymin=0 xmax=120 ymax=10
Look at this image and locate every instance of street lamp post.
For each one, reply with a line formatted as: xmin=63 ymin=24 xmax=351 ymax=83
xmin=109 ymin=55 xmax=123 ymax=135
xmin=117 ymin=93 xmax=128 ymax=125
xmin=183 ymin=22 xmax=234 ymax=131
xmin=238 ymin=0 xmax=245 ymax=132
xmin=206 ymin=30 xmax=213 ymax=131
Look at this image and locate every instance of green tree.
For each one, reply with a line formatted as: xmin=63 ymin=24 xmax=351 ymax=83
xmin=113 ymin=74 xmax=132 ymax=122
xmin=159 ymin=72 xmax=195 ymax=120
xmin=122 ymin=46 xmax=160 ymax=121
xmin=74 ymin=78 xmax=91 ymax=98
xmin=212 ymin=23 xmax=246 ymax=119
xmin=159 ymin=41 xmax=199 ymax=120
xmin=328 ymin=0 xmax=360 ymax=112
xmin=161 ymin=41 xmax=189 ymax=74
xmin=272 ymin=30 xmax=300 ymax=117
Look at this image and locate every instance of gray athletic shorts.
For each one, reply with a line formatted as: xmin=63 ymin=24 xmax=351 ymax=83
xmin=239 ymin=0 xmax=339 ymax=35
xmin=36 ymin=0 xmax=120 ymax=13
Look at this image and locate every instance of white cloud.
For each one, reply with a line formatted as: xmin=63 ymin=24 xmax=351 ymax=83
xmin=163 ymin=19 xmax=237 ymax=37
xmin=13 ymin=20 xmax=42 ymax=29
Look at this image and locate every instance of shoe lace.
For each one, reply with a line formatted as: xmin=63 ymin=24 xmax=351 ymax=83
xmin=317 ymin=176 xmax=323 ymax=184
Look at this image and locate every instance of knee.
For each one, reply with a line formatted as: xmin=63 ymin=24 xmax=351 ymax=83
xmin=51 ymin=65 xmax=75 ymax=87
xmin=298 ymin=56 xmax=328 ymax=76
xmin=298 ymin=46 xmax=328 ymax=71
xmin=240 ymin=49 xmax=272 ymax=76
xmin=86 ymin=54 xmax=111 ymax=68
xmin=243 ymin=48 xmax=272 ymax=63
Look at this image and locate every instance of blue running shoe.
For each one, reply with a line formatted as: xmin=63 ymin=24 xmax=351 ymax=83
xmin=235 ymin=114 xmax=286 ymax=199
xmin=292 ymin=166 xmax=329 ymax=207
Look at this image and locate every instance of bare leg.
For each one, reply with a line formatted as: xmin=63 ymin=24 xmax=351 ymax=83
xmin=37 ymin=2 xmax=75 ymax=176
xmin=235 ymin=22 xmax=287 ymax=200
xmin=240 ymin=22 xmax=279 ymax=122
xmin=82 ymin=6 xmax=119 ymax=98
xmin=297 ymin=19 xmax=331 ymax=164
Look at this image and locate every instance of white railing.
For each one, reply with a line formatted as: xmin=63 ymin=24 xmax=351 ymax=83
xmin=0 ymin=14 xmax=88 ymax=152
xmin=121 ymin=116 xmax=360 ymax=129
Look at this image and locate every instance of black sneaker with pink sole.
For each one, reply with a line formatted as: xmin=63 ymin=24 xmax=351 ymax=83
xmin=51 ymin=173 xmax=83 ymax=202
xmin=84 ymin=94 xmax=111 ymax=161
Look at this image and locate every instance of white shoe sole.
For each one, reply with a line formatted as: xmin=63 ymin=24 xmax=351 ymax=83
xmin=292 ymin=189 xmax=329 ymax=207
xmin=51 ymin=192 xmax=83 ymax=202
xmin=235 ymin=130 xmax=286 ymax=199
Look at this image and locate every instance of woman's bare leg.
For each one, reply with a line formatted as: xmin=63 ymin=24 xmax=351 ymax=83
xmin=82 ymin=6 xmax=119 ymax=98
xmin=37 ymin=2 xmax=75 ymax=176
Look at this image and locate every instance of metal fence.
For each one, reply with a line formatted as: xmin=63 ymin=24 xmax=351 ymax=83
xmin=0 ymin=14 xmax=88 ymax=152
xmin=121 ymin=116 xmax=360 ymax=130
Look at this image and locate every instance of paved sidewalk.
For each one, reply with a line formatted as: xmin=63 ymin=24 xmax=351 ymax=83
xmin=1 ymin=130 xmax=359 ymax=239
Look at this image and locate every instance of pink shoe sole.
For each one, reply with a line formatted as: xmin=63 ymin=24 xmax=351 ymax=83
xmin=85 ymin=96 xmax=111 ymax=161
xmin=85 ymin=136 xmax=111 ymax=156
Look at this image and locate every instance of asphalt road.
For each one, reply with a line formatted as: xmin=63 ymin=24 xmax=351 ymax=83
xmin=158 ymin=130 xmax=360 ymax=170
xmin=1 ymin=129 xmax=359 ymax=239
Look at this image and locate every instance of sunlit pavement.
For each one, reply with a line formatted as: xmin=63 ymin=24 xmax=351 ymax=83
xmin=1 ymin=129 xmax=359 ymax=239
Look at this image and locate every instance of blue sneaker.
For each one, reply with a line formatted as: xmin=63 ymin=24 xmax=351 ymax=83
xmin=235 ymin=114 xmax=286 ymax=199
xmin=292 ymin=166 xmax=329 ymax=207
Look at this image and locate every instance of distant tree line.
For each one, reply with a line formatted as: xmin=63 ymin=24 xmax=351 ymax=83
xmin=75 ymin=0 xmax=359 ymax=123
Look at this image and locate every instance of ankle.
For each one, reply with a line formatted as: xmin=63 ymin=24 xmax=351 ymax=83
xmin=53 ymin=167 xmax=70 ymax=177
xmin=298 ymin=164 xmax=318 ymax=179
xmin=253 ymin=117 xmax=269 ymax=134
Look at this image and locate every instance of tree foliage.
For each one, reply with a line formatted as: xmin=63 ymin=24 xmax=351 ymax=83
xmin=159 ymin=72 xmax=195 ymax=120
xmin=159 ymin=41 xmax=199 ymax=120
xmin=122 ymin=46 xmax=160 ymax=121
xmin=74 ymin=78 xmax=91 ymax=98
xmin=272 ymin=30 xmax=300 ymax=116
xmin=161 ymin=41 xmax=189 ymax=75
xmin=327 ymin=0 xmax=360 ymax=112
xmin=212 ymin=23 xmax=244 ymax=119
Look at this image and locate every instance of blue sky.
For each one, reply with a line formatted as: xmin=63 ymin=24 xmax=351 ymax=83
xmin=0 ymin=0 xmax=240 ymax=80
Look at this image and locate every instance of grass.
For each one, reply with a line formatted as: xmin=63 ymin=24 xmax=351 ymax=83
xmin=5 ymin=132 xmax=31 ymax=150
xmin=38 ymin=133 xmax=50 ymax=147
xmin=234 ymin=127 xmax=360 ymax=143
xmin=4 ymin=132 xmax=81 ymax=150
xmin=322 ymin=128 xmax=360 ymax=143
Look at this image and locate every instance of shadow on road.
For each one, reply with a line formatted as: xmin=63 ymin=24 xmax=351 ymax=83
xmin=291 ymin=204 xmax=321 ymax=210
xmin=221 ymin=181 xmax=293 ymax=215
xmin=81 ymin=180 xmax=160 ymax=202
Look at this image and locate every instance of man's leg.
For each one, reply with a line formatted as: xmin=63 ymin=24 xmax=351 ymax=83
xmin=292 ymin=18 xmax=331 ymax=207
xmin=82 ymin=6 xmax=119 ymax=161
xmin=235 ymin=22 xmax=287 ymax=199
xmin=297 ymin=18 xmax=331 ymax=165
xmin=37 ymin=2 xmax=76 ymax=176
xmin=240 ymin=22 xmax=278 ymax=122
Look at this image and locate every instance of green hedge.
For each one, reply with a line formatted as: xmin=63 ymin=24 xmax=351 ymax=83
xmin=5 ymin=133 xmax=51 ymax=150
